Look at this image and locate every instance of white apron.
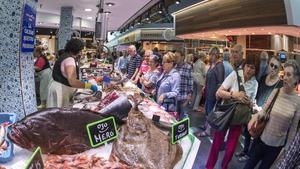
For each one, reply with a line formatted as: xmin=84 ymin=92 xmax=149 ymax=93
xmin=47 ymin=80 xmax=76 ymax=108
xmin=37 ymin=68 xmax=52 ymax=101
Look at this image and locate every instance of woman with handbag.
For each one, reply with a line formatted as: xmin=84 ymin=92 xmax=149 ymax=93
xmin=236 ymin=56 xmax=283 ymax=162
xmin=155 ymin=52 xmax=181 ymax=112
xmin=245 ymin=60 xmax=300 ymax=169
xmin=206 ymin=55 xmax=258 ymax=169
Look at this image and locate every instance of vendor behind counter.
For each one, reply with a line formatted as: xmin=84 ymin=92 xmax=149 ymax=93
xmin=47 ymin=39 xmax=98 ymax=108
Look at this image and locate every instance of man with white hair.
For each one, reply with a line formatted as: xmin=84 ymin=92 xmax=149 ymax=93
xmin=127 ymin=45 xmax=142 ymax=80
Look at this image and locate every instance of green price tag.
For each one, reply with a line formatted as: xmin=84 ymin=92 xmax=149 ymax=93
xmin=86 ymin=116 xmax=118 ymax=148
xmin=25 ymin=147 xmax=44 ymax=169
xmin=172 ymin=118 xmax=190 ymax=144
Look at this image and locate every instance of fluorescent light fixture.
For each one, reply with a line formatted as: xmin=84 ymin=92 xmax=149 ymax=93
xmin=106 ymin=2 xmax=115 ymax=7
xmin=87 ymin=17 xmax=93 ymax=20
xmin=104 ymin=11 xmax=111 ymax=14
xmin=172 ymin=0 xmax=210 ymax=16
xmin=85 ymin=8 xmax=92 ymax=12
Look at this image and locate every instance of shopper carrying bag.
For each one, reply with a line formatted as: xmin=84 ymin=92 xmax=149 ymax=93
xmin=248 ymin=88 xmax=280 ymax=138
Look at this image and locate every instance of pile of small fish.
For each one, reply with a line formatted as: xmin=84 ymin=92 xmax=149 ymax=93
xmin=45 ymin=154 xmax=131 ymax=169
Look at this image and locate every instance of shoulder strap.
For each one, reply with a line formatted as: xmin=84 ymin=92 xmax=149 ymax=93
xmin=235 ymin=69 xmax=245 ymax=92
xmin=265 ymin=88 xmax=280 ymax=116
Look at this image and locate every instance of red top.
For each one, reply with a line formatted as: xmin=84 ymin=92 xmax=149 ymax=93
xmin=34 ymin=56 xmax=46 ymax=70
xmin=139 ymin=60 xmax=150 ymax=75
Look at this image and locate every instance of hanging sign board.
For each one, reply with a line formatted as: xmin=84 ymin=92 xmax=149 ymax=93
xmin=172 ymin=118 xmax=189 ymax=144
xmin=25 ymin=147 xmax=44 ymax=169
xmin=86 ymin=117 xmax=118 ymax=148
xmin=21 ymin=3 xmax=36 ymax=52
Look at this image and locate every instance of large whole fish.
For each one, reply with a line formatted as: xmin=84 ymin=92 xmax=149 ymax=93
xmin=111 ymin=98 xmax=183 ymax=169
xmin=8 ymin=108 xmax=105 ymax=155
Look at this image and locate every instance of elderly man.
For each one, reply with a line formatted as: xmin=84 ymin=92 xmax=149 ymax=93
xmin=127 ymin=45 xmax=142 ymax=80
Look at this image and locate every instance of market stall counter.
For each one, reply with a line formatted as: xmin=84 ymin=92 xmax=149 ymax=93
xmin=1 ymin=65 xmax=200 ymax=169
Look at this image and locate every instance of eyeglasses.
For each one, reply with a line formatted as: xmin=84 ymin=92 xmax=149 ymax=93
xmin=270 ymin=63 xmax=279 ymax=70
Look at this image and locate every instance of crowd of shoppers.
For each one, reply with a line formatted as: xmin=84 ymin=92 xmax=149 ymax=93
xmin=33 ymin=40 xmax=300 ymax=169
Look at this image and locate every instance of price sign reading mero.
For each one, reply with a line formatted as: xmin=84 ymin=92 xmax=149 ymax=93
xmin=25 ymin=147 xmax=44 ymax=169
xmin=86 ymin=116 xmax=118 ymax=147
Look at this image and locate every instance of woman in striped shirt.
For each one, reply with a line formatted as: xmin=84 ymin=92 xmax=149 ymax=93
xmin=245 ymin=59 xmax=300 ymax=169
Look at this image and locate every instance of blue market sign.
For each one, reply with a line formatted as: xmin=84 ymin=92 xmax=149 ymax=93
xmin=21 ymin=4 xmax=36 ymax=52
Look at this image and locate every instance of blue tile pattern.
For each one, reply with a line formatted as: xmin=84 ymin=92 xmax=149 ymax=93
xmin=58 ymin=6 xmax=73 ymax=50
xmin=0 ymin=0 xmax=37 ymax=119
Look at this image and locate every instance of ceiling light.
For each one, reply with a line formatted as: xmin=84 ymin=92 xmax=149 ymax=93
xmin=251 ymin=32 xmax=255 ymax=35
xmin=87 ymin=17 xmax=93 ymax=20
xmin=106 ymin=2 xmax=115 ymax=7
xmin=137 ymin=22 xmax=141 ymax=25
xmin=158 ymin=10 xmax=162 ymax=14
xmin=146 ymin=17 xmax=149 ymax=21
xmin=104 ymin=11 xmax=111 ymax=14
xmin=85 ymin=8 xmax=92 ymax=12
xmin=268 ymin=32 xmax=272 ymax=35
xmin=175 ymin=0 xmax=181 ymax=4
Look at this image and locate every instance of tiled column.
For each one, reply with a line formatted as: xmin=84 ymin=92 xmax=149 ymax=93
xmin=0 ymin=0 xmax=37 ymax=119
xmin=58 ymin=6 xmax=73 ymax=50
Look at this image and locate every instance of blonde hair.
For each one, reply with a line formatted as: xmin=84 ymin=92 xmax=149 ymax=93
xmin=195 ymin=51 xmax=206 ymax=60
xmin=185 ymin=54 xmax=194 ymax=64
xmin=163 ymin=52 xmax=176 ymax=63
xmin=208 ymin=46 xmax=220 ymax=55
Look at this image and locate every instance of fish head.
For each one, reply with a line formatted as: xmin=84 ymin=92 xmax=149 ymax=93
xmin=8 ymin=111 xmax=54 ymax=150
xmin=8 ymin=121 xmax=36 ymax=150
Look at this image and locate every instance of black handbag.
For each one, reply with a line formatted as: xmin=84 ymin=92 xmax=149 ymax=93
xmin=207 ymin=99 xmax=237 ymax=131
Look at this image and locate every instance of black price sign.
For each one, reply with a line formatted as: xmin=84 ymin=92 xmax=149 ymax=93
xmin=25 ymin=147 xmax=44 ymax=169
xmin=86 ymin=117 xmax=118 ymax=147
xmin=172 ymin=118 xmax=189 ymax=144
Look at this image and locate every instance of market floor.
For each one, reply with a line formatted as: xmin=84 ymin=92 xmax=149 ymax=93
xmin=187 ymin=107 xmax=247 ymax=169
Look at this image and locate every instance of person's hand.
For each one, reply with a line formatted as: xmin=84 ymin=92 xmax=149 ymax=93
xmin=132 ymin=79 xmax=138 ymax=84
xmin=140 ymin=76 xmax=145 ymax=84
xmin=158 ymin=95 xmax=164 ymax=103
xmin=233 ymin=91 xmax=250 ymax=104
xmin=187 ymin=93 xmax=192 ymax=101
xmin=248 ymin=116 xmax=258 ymax=131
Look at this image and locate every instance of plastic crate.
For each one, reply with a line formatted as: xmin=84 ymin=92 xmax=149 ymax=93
xmin=0 ymin=113 xmax=18 ymax=163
